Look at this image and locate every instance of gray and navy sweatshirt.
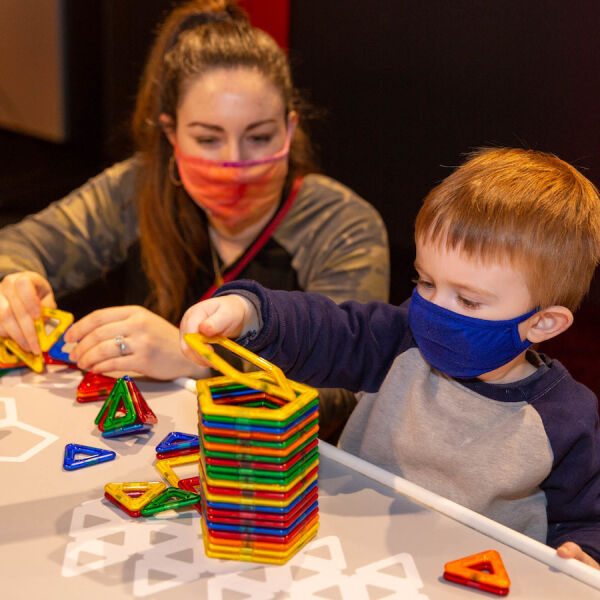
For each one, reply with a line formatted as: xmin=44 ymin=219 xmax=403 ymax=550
xmin=217 ymin=280 xmax=600 ymax=562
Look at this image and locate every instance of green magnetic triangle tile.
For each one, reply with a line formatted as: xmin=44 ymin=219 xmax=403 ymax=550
xmin=95 ymin=378 xmax=138 ymax=430
xmin=95 ymin=378 xmax=124 ymax=425
xmin=140 ymin=487 xmax=200 ymax=516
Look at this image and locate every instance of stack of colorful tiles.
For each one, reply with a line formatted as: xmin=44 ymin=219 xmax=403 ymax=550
xmin=183 ymin=333 xmax=320 ymax=565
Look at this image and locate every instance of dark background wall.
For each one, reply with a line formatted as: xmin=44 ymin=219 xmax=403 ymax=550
xmin=289 ymin=1 xmax=600 ymax=304
xmin=1 ymin=0 xmax=600 ymax=390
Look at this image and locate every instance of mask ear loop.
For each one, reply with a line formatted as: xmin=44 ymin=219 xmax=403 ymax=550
xmin=183 ymin=333 xmax=296 ymax=402
xmin=169 ymin=154 xmax=183 ymax=186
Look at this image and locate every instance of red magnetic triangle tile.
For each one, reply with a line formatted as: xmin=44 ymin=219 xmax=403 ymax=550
xmin=77 ymin=372 xmax=117 ymax=402
xmin=124 ymin=376 xmax=157 ymax=424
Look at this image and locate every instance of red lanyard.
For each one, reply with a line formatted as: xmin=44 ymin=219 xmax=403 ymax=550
xmin=200 ymin=176 xmax=303 ymax=301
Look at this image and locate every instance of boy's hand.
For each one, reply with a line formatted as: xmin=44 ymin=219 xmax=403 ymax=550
xmin=557 ymin=542 xmax=600 ymax=569
xmin=179 ymin=294 xmax=259 ymax=366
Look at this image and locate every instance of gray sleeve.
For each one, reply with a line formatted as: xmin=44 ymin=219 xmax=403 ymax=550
xmin=275 ymin=175 xmax=390 ymax=303
xmin=272 ymin=175 xmax=390 ymax=442
xmin=0 ymin=157 xmax=140 ymax=296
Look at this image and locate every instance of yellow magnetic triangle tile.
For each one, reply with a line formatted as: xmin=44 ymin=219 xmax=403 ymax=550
xmin=35 ymin=307 xmax=74 ymax=352
xmin=2 ymin=338 xmax=45 ymax=373
xmin=155 ymin=452 xmax=201 ymax=487
xmin=184 ymin=333 xmax=296 ymax=402
xmin=0 ymin=340 xmax=25 ymax=367
xmin=104 ymin=481 xmax=167 ymax=512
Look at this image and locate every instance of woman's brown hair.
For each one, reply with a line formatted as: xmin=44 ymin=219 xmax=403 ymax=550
xmin=132 ymin=0 xmax=315 ymax=322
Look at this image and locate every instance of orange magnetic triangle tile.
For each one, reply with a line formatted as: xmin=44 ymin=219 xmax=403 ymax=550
xmin=104 ymin=482 xmax=167 ymax=512
xmin=443 ymin=550 xmax=510 ymax=595
xmin=35 ymin=307 xmax=74 ymax=352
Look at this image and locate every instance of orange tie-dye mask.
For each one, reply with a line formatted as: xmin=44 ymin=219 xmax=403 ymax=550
xmin=174 ymin=127 xmax=292 ymax=229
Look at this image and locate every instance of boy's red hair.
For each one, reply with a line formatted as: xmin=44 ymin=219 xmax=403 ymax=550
xmin=415 ymin=147 xmax=600 ymax=311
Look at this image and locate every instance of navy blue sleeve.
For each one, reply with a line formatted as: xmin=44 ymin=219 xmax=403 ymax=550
xmin=214 ymin=279 xmax=413 ymax=393
xmin=531 ymin=362 xmax=600 ymax=563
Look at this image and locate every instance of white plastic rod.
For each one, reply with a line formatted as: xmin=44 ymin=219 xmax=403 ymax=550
xmin=173 ymin=376 xmax=198 ymax=394
xmin=177 ymin=378 xmax=600 ymax=590
xmin=319 ymin=441 xmax=600 ymax=591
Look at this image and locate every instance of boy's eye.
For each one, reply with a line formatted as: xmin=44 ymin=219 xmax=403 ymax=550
xmin=458 ymin=296 xmax=481 ymax=309
xmin=412 ymin=277 xmax=434 ymax=289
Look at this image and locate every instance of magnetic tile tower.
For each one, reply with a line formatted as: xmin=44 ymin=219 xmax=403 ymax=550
xmin=184 ymin=334 xmax=320 ymax=565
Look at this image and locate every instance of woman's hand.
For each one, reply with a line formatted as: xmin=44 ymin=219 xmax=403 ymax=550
xmin=179 ymin=294 xmax=259 ymax=365
xmin=65 ymin=305 xmax=209 ymax=380
xmin=557 ymin=542 xmax=600 ymax=569
xmin=0 ymin=271 xmax=57 ymax=353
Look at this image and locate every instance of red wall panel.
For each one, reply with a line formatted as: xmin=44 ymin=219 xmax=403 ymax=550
xmin=240 ymin=0 xmax=289 ymax=50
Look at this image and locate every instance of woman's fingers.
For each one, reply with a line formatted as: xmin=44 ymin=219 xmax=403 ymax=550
xmin=65 ymin=306 xmax=139 ymax=344
xmin=67 ymin=305 xmax=202 ymax=380
xmin=68 ymin=306 xmax=142 ymax=367
xmin=0 ymin=272 xmax=56 ymax=353
xmin=0 ymin=294 xmax=35 ymax=351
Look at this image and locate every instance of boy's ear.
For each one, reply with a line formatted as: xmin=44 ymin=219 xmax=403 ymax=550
xmin=158 ymin=113 xmax=176 ymax=147
xmin=523 ymin=306 xmax=574 ymax=344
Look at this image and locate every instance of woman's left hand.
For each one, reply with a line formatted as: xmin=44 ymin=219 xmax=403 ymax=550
xmin=64 ymin=305 xmax=210 ymax=380
xmin=557 ymin=542 xmax=600 ymax=569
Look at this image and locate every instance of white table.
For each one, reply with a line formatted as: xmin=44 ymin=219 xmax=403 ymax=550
xmin=1 ymin=366 xmax=598 ymax=599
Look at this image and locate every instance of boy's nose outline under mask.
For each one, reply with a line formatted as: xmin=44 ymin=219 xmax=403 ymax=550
xmin=407 ymin=288 xmax=537 ymax=379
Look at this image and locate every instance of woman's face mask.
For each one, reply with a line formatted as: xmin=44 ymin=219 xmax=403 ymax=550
xmin=174 ymin=125 xmax=293 ymax=230
xmin=163 ymin=68 xmax=297 ymax=232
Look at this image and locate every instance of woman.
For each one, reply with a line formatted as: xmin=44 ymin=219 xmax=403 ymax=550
xmin=0 ymin=0 xmax=388 ymax=437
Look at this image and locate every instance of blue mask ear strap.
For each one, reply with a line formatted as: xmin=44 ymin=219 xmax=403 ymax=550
xmin=511 ymin=308 xmax=539 ymax=349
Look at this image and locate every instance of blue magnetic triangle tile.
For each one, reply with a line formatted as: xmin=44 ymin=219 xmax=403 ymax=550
xmin=155 ymin=431 xmax=199 ymax=454
xmin=63 ymin=443 xmax=116 ymax=471
xmin=101 ymin=422 xmax=153 ymax=438
xmin=48 ymin=331 xmax=77 ymax=364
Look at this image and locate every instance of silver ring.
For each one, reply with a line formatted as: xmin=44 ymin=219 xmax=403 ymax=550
xmin=114 ymin=335 xmax=129 ymax=356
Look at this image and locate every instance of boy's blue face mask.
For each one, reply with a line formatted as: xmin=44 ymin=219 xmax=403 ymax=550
xmin=407 ymin=288 xmax=537 ymax=379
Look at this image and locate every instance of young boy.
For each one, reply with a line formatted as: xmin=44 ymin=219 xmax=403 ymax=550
xmin=180 ymin=147 xmax=600 ymax=568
